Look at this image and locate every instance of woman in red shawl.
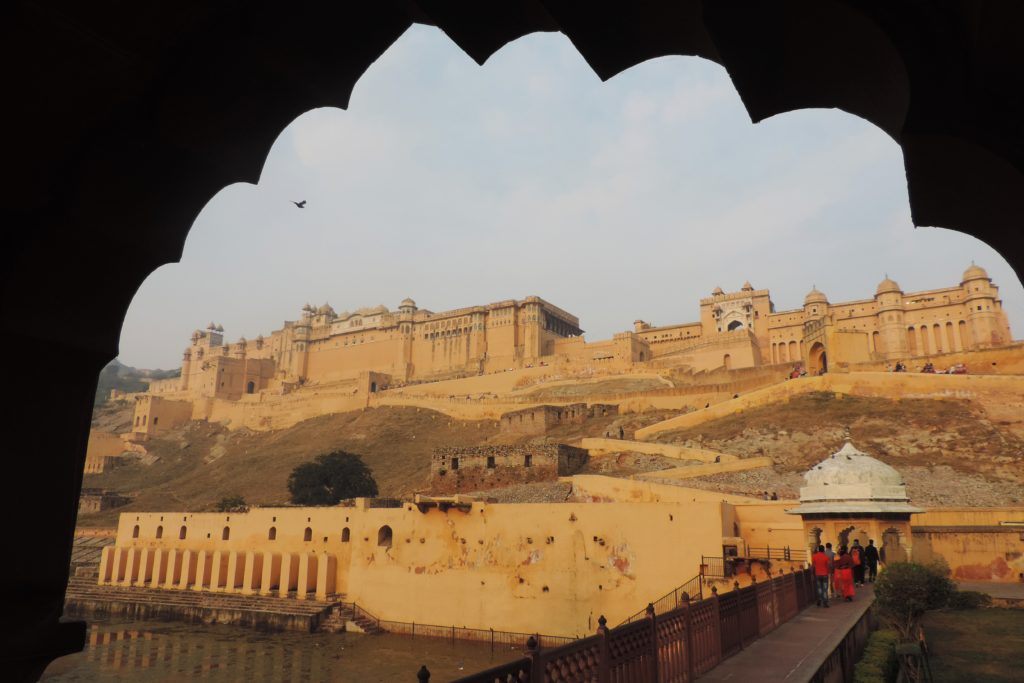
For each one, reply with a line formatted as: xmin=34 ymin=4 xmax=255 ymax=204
xmin=833 ymin=547 xmax=855 ymax=601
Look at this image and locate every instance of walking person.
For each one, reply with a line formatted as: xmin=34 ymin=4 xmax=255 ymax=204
xmin=851 ymin=539 xmax=865 ymax=586
xmin=811 ymin=545 xmax=830 ymax=608
xmin=834 ymin=548 xmax=855 ymax=601
xmin=823 ymin=543 xmax=836 ymax=599
xmin=864 ymin=539 xmax=880 ymax=583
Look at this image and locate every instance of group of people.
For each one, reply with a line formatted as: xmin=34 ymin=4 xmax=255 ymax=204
xmin=811 ymin=539 xmax=880 ymax=608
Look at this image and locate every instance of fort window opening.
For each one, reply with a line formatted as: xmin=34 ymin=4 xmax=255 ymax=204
xmin=135 ymin=416 xmax=140 ymax=426
xmin=268 ymin=527 xmax=277 ymax=540
xmin=342 ymin=527 xmax=350 ymax=542
xmin=487 ymin=456 xmax=496 ymax=469
xmin=370 ymin=381 xmax=377 ymax=392
xmin=246 ymin=381 xmax=254 ymax=394
xmin=378 ymin=525 xmax=393 ymax=548
xmin=451 ymin=457 xmax=459 ymax=470
xmin=304 ymin=527 xmax=312 ymax=541
xmin=152 ymin=417 xmax=158 ymax=426
xmin=132 ymin=525 xmax=139 ymax=538
xmin=524 ymin=454 xmax=532 ymax=468
xmin=222 ymin=526 xmax=230 ymax=540
xmin=156 ymin=525 xmax=163 ymax=539
xmin=179 ymin=526 xmax=187 ymax=540
xmin=727 ymin=320 xmax=743 ymax=331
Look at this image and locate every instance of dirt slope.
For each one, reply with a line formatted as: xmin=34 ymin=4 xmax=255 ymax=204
xmin=654 ymin=391 xmax=1024 ymax=506
xmin=80 ymin=406 xmax=499 ymax=525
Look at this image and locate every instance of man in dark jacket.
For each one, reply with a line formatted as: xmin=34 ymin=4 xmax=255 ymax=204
xmin=864 ymin=539 xmax=880 ymax=582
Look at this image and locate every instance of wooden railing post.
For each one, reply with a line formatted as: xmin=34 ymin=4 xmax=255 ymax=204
xmin=526 ymin=635 xmax=542 ymax=683
xmin=684 ymin=592 xmax=696 ymax=682
xmin=597 ymin=616 xmax=610 ymax=683
xmin=711 ymin=585 xmax=722 ymax=668
xmin=647 ymin=603 xmax=659 ymax=683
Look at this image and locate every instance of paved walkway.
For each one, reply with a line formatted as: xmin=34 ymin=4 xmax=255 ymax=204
xmin=698 ymin=585 xmax=874 ymax=682
xmin=956 ymin=581 xmax=1024 ymax=602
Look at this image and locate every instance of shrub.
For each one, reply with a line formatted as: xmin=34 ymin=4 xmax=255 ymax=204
xmin=873 ymin=561 xmax=955 ymax=639
xmin=946 ymin=590 xmax=992 ymax=609
xmin=215 ymin=495 xmax=247 ymax=512
xmin=853 ymin=628 xmax=898 ymax=683
xmin=288 ymin=451 xmax=378 ymax=505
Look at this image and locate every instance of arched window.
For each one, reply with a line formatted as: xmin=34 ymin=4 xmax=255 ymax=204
xmin=377 ymin=525 xmax=393 ymax=548
xmin=222 ymin=526 xmax=230 ymax=540
xmin=156 ymin=525 xmax=163 ymax=539
xmin=135 ymin=416 xmax=140 ymax=426
xmin=304 ymin=527 xmax=312 ymax=542
xmin=246 ymin=381 xmax=255 ymax=394
xmin=268 ymin=527 xmax=277 ymax=540
xmin=726 ymin=320 xmax=743 ymax=331
xmin=179 ymin=526 xmax=187 ymax=540
xmin=342 ymin=527 xmax=350 ymax=543
xmin=132 ymin=525 xmax=140 ymax=538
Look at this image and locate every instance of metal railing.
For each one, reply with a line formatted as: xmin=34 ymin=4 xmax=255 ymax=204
xmin=619 ymin=573 xmax=704 ymax=626
xmin=422 ymin=567 xmax=815 ymax=682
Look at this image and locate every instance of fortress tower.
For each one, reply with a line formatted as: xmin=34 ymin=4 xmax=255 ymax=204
xmin=874 ymin=276 xmax=909 ymax=360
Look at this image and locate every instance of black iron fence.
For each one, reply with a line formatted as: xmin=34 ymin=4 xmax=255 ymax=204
xmin=619 ymin=573 xmax=704 ymax=626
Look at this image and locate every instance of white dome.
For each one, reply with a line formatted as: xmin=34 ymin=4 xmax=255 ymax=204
xmin=788 ymin=442 xmax=922 ymax=515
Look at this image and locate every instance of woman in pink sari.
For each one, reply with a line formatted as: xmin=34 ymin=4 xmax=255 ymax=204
xmin=833 ymin=548 xmax=855 ymax=601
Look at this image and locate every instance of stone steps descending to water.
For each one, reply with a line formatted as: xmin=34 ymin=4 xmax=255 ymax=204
xmin=65 ymin=576 xmax=341 ymax=632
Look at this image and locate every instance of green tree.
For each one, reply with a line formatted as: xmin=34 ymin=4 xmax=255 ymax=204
xmin=288 ymin=451 xmax=378 ymax=505
xmin=216 ymin=495 xmax=247 ymax=512
xmin=873 ymin=560 xmax=955 ymax=640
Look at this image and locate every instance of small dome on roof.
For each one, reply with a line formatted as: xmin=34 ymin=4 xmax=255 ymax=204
xmin=962 ymin=263 xmax=989 ymax=282
xmin=712 ymin=286 xmax=724 ymax=296
xmin=804 ymin=287 xmax=828 ymax=305
xmin=787 ymin=442 xmax=922 ymax=515
xmin=302 ymin=303 xmax=313 ymax=312
xmin=316 ymin=303 xmax=335 ymax=316
xmin=875 ymin=277 xmax=902 ymax=295
xmin=207 ymin=322 xmax=216 ymax=330
xmin=216 ymin=324 xmax=224 ymax=332
xmin=400 ymin=297 xmax=417 ymax=308
xmin=741 ymin=281 xmax=753 ymax=291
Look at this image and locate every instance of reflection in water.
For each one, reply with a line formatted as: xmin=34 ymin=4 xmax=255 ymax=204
xmin=43 ymin=618 xmax=516 ymax=682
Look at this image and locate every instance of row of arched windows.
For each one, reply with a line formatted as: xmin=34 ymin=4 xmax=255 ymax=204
xmin=130 ymin=523 xmax=393 ymax=548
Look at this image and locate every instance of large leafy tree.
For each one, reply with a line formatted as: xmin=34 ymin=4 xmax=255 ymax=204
xmin=287 ymin=451 xmax=378 ymax=505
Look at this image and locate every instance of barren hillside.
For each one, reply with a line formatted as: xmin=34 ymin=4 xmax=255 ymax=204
xmin=654 ymin=392 xmax=1024 ymax=506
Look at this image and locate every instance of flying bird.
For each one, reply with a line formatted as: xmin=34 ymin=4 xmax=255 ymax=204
xmin=292 ymin=200 xmax=307 ymax=208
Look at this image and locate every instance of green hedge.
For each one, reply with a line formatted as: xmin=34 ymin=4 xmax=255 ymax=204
xmin=853 ymin=628 xmax=898 ymax=683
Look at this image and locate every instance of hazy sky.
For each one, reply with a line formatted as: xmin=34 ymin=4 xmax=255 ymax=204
xmin=119 ymin=25 xmax=1024 ymax=369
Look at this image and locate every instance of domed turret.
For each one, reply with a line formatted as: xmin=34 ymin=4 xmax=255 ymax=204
xmin=215 ymin=324 xmax=224 ymax=332
xmin=875 ymin=277 xmax=902 ymax=296
xmin=741 ymin=281 xmax=754 ymax=292
xmin=711 ymin=286 xmax=724 ymax=296
xmin=788 ymin=442 xmax=922 ymax=514
xmin=316 ymin=303 xmax=335 ymax=316
xmin=804 ymin=286 xmax=828 ymax=306
xmin=961 ymin=263 xmax=989 ymax=283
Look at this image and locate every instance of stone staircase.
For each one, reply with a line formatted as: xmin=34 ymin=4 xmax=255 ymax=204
xmin=316 ymin=603 xmax=385 ymax=635
xmin=65 ymin=576 xmax=339 ymax=632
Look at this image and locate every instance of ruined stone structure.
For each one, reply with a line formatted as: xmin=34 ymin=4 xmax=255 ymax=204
xmin=429 ymin=444 xmax=588 ymax=494
xmin=78 ymin=489 xmax=131 ymax=515
xmin=498 ymin=403 xmax=618 ymax=436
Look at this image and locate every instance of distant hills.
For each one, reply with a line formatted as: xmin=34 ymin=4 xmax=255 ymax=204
xmin=95 ymin=359 xmax=180 ymax=404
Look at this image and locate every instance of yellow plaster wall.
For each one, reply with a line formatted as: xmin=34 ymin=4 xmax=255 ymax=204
xmin=579 ymin=438 xmax=735 ymax=463
xmin=112 ymin=501 xmax=728 ymax=636
xmin=643 ymin=457 xmax=773 ymax=481
xmin=567 ymin=475 xmax=763 ymax=506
